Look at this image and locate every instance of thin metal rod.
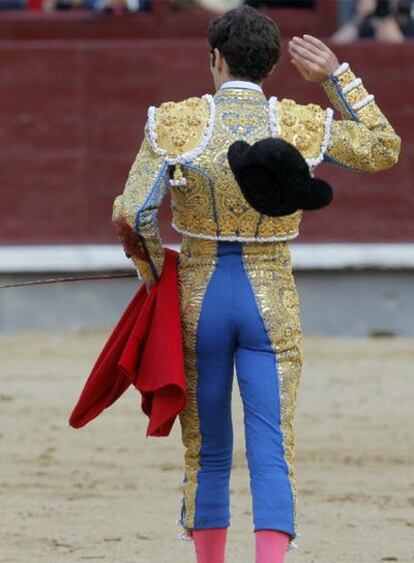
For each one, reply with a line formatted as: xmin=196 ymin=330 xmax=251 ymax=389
xmin=0 ymin=273 xmax=137 ymax=290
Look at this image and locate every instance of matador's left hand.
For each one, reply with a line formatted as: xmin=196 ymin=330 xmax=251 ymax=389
xmin=288 ymin=34 xmax=340 ymax=82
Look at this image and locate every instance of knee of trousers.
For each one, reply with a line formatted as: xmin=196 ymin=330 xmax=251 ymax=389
xmin=178 ymin=396 xmax=233 ymax=533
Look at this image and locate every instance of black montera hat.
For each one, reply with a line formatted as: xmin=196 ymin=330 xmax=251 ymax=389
xmin=227 ymin=137 xmax=333 ymax=217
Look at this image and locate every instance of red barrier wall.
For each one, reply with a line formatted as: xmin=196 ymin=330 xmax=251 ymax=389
xmin=0 ymin=35 xmax=413 ymax=245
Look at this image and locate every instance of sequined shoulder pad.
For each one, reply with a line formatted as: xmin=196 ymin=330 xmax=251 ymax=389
xmin=147 ymin=95 xmax=215 ymax=165
xmin=275 ymin=98 xmax=333 ymax=168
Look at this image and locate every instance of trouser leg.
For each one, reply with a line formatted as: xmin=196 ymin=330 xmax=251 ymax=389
xmin=177 ymin=241 xmax=234 ymax=536
xmin=177 ymin=238 xmax=303 ymax=550
xmin=236 ymin=343 xmax=295 ymax=536
xmin=236 ymin=242 xmax=303 ymax=543
xmin=193 ymin=269 xmax=234 ymax=529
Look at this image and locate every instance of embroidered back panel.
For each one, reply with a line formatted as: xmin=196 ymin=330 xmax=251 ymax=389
xmin=151 ymin=89 xmax=332 ymax=242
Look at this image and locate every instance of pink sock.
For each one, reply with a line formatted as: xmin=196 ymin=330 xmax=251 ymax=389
xmin=255 ymin=530 xmax=289 ymax=563
xmin=193 ymin=527 xmax=227 ymax=563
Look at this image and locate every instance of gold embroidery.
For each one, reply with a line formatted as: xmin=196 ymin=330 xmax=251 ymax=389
xmin=336 ymin=67 xmax=357 ymax=89
xmin=277 ymin=98 xmax=326 ymax=161
xmin=155 ymin=97 xmax=210 ymax=158
xmin=169 ymin=89 xmax=302 ymax=241
xmin=346 ymin=84 xmax=369 ymax=107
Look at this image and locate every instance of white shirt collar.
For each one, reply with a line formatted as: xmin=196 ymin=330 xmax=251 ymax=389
xmin=220 ymin=80 xmax=263 ymax=93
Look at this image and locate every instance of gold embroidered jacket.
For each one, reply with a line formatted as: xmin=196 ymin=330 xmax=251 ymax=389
xmin=112 ymin=63 xmax=401 ymax=287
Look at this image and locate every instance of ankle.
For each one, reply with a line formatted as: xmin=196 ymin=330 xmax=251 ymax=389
xmin=255 ymin=529 xmax=289 ymax=563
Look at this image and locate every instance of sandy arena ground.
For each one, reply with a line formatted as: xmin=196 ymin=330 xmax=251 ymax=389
xmin=1 ymin=331 xmax=413 ymax=563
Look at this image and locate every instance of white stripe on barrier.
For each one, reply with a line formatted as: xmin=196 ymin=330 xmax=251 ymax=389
xmin=0 ymin=243 xmax=413 ymax=273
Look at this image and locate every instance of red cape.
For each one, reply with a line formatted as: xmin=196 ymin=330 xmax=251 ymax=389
xmin=69 ymin=248 xmax=186 ymax=437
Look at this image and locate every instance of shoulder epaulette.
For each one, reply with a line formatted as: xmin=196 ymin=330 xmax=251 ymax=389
xmin=269 ymin=97 xmax=333 ymax=168
xmin=147 ymin=95 xmax=215 ymax=165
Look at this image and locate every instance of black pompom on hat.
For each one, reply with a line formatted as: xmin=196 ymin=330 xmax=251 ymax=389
xmin=227 ymin=137 xmax=333 ymax=217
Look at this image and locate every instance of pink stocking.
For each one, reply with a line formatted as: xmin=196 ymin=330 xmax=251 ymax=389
xmin=193 ymin=527 xmax=228 ymax=563
xmin=255 ymin=530 xmax=289 ymax=563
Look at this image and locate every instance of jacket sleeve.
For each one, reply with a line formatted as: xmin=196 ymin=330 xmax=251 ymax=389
xmin=321 ymin=62 xmax=401 ymax=172
xmin=112 ymin=121 xmax=169 ymax=289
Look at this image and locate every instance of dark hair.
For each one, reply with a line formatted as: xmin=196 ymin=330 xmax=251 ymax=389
xmin=207 ymin=5 xmax=281 ymax=83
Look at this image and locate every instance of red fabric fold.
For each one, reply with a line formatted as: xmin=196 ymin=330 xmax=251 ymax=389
xmin=69 ymin=248 xmax=186 ymax=437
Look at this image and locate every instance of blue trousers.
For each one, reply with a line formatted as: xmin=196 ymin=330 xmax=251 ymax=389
xmin=177 ymin=237 xmax=303 ymax=544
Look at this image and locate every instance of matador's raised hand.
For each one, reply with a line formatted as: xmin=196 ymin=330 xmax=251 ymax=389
xmin=288 ymin=35 xmax=340 ymax=82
